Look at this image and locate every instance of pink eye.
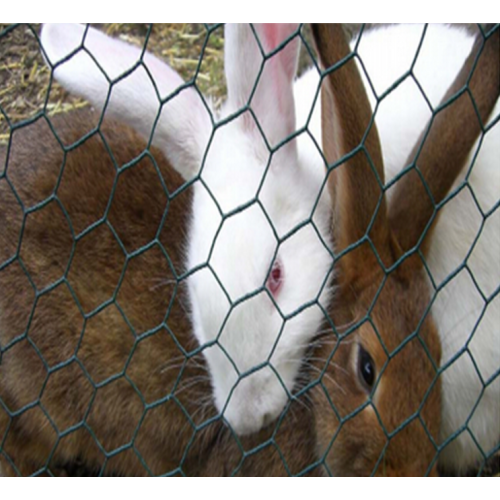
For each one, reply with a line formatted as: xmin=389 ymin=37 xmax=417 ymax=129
xmin=267 ymin=259 xmax=284 ymax=297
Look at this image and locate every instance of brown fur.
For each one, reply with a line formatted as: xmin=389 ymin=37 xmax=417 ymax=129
xmin=0 ymin=108 xmax=319 ymax=476
xmin=0 ymin=109 xmax=219 ymax=476
xmin=310 ymin=23 xmax=499 ymax=476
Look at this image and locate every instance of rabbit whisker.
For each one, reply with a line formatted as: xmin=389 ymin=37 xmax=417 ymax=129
xmin=304 ymin=363 xmax=347 ymax=395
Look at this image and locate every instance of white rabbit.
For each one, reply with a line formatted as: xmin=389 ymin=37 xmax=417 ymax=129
xmin=40 ymin=23 xmax=333 ymax=436
xmin=300 ymin=24 xmax=499 ymax=473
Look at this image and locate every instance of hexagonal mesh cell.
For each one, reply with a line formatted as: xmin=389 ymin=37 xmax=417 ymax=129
xmin=78 ymin=304 xmax=135 ymax=385
xmin=28 ymin=283 xmax=84 ymax=367
xmin=108 ymin=158 xmax=168 ymax=253
xmin=41 ymin=361 xmax=94 ymax=432
xmin=67 ymin=223 xmax=126 ymax=314
xmin=19 ymin=200 xmax=73 ymax=290
xmin=57 ymin=129 xmax=116 ymax=236
xmin=116 ymin=245 xmax=177 ymax=334
xmin=7 ymin=117 xmax=65 ymax=209
xmin=0 ymin=23 xmax=499 ymax=477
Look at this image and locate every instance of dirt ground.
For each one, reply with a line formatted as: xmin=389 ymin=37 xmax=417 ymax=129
xmin=0 ymin=24 xmax=228 ymax=147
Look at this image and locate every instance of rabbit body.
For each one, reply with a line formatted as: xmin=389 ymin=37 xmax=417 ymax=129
xmin=0 ymin=108 xmax=223 ymax=476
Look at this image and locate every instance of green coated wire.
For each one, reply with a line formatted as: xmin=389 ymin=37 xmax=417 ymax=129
xmin=0 ymin=23 xmax=498 ymax=477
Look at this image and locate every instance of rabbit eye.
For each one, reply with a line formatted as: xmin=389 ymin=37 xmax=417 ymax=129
xmin=266 ymin=259 xmax=283 ymax=297
xmin=357 ymin=345 xmax=376 ymax=391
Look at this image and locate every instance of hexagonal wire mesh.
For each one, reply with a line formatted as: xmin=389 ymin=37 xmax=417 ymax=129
xmin=0 ymin=23 xmax=499 ymax=476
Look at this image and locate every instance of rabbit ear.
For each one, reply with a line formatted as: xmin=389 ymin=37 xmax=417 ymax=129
xmin=312 ymin=24 xmax=391 ymax=288
xmin=224 ymin=23 xmax=300 ymax=157
xmin=389 ymin=26 xmax=500 ymax=256
xmin=40 ymin=23 xmax=211 ymax=181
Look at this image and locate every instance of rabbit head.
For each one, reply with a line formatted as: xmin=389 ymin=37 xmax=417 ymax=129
xmin=311 ymin=23 xmax=500 ymax=476
xmin=186 ymin=24 xmax=333 ymax=435
xmin=40 ymin=23 xmax=333 ymax=436
xmin=310 ymin=23 xmax=442 ymax=477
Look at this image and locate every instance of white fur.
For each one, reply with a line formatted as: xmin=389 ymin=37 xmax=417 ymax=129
xmin=41 ymin=23 xmax=333 ymax=436
xmin=426 ymin=99 xmax=500 ymax=472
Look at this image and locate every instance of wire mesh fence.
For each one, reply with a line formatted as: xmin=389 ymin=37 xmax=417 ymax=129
xmin=0 ymin=23 xmax=499 ymax=477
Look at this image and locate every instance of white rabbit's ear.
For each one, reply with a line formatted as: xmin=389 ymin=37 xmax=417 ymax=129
xmin=224 ymin=23 xmax=300 ymax=154
xmin=40 ymin=23 xmax=211 ymax=181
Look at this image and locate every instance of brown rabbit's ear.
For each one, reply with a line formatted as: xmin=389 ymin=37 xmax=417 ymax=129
xmin=311 ymin=24 xmax=391 ymax=288
xmin=389 ymin=25 xmax=500 ymax=256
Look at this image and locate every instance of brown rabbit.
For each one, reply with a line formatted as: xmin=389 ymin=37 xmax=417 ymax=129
xmin=0 ymin=108 xmax=228 ymax=476
xmin=309 ymin=23 xmax=499 ymax=476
